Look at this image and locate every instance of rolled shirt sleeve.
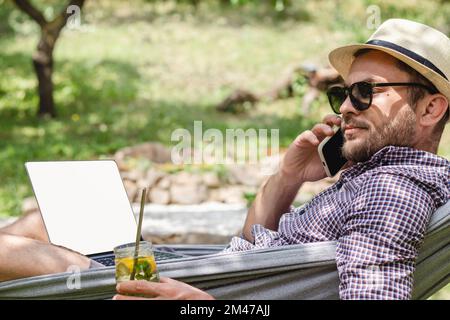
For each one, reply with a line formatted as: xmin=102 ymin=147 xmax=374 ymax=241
xmin=336 ymin=173 xmax=435 ymax=300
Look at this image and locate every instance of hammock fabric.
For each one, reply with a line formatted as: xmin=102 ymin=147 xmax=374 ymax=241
xmin=0 ymin=200 xmax=448 ymax=300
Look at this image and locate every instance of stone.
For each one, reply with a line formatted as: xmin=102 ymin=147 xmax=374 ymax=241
xmin=207 ymin=189 xmax=223 ymax=202
xmin=228 ymin=165 xmax=263 ymax=187
xmin=169 ymin=172 xmax=208 ymax=204
xmin=219 ymin=186 xmax=246 ymax=204
xmin=157 ymin=176 xmax=172 ymax=190
xmin=120 ymin=169 xmax=145 ymax=182
xmin=134 ymin=170 xmax=168 ymax=190
xmin=114 ymin=142 xmax=172 ymax=164
xmin=123 ymin=180 xmax=138 ymax=202
xmin=171 ymin=171 xmax=202 ymax=185
xmin=170 ymin=184 xmax=208 ymax=205
xmin=146 ymin=169 xmax=167 ymax=188
xmin=21 ymin=197 xmax=39 ymax=214
xmin=259 ymin=154 xmax=281 ymax=176
xmin=148 ymin=188 xmax=171 ymax=205
xmin=115 ymin=160 xmax=130 ymax=172
xmin=136 ymin=178 xmax=150 ymax=190
xmin=202 ymin=172 xmax=220 ymax=188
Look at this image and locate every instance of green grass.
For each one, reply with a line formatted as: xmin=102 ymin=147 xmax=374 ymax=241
xmin=0 ymin=0 xmax=449 ymax=298
xmin=0 ymin=0 xmax=346 ymax=217
xmin=2 ymin=0 xmax=448 ymax=218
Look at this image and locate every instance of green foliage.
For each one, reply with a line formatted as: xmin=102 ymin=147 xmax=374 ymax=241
xmin=228 ymin=0 xmax=291 ymax=12
xmin=1 ymin=0 xmax=449 ymax=220
xmin=1 ymin=0 xmax=449 ymax=300
xmin=142 ymin=0 xmax=293 ymax=12
xmin=0 ymin=0 xmax=16 ymax=35
xmin=243 ymin=191 xmax=256 ymax=208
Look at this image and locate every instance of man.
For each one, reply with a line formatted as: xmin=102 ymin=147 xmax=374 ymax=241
xmin=114 ymin=18 xmax=450 ymax=300
xmin=1 ymin=19 xmax=449 ymax=300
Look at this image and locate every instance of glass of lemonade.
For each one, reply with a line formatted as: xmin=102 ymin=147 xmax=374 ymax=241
xmin=114 ymin=241 xmax=160 ymax=284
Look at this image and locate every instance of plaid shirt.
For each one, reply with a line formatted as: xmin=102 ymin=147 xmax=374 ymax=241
xmin=224 ymin=146 xmax=450 ymax=300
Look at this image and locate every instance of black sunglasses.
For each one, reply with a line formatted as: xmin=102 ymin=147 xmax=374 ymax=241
xmin=326 ymin=81 xmax=437 ymax=114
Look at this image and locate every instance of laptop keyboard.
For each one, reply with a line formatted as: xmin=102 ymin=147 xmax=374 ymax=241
xmin=94 ymin=250 xmax=185 ymax=267
xmin=94 ymin=256 xmax=115 ymax=266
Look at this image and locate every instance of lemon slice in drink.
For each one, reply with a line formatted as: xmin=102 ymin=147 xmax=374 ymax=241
xmin=116 ymin=262 xmax=130 ymax=278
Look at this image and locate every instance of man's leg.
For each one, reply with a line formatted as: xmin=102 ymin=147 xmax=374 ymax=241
xmin=0 ymin=232 xmax=91 ymax=282
xmin=0 ymin=211 xmax=90 ymax=282
xmin=0 ymin=210 xmax=49 ymax=243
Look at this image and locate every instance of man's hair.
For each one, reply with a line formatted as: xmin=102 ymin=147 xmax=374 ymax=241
xmin=354 ymin=49 xmax=450 ymax=136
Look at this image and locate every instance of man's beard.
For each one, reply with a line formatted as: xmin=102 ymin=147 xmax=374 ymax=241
xmin=341 ymin=108 xmax=417 ymax=163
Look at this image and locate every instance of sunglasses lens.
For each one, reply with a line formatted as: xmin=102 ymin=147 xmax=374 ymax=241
xmin=351 ymin=82 xmax=372 ymax=110
xmin=327 ymin=87 xmax=346 ymax=114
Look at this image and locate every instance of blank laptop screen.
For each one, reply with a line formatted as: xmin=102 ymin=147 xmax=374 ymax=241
xmin=25 ymin=160 xmax=138 ymax=255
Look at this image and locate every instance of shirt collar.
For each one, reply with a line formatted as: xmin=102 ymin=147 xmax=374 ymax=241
xmin=338 ymin=146 xmax=449 ymax=184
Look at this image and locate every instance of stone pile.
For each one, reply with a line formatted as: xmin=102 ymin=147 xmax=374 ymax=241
xmin=15 ymin=142 xmax=339 ymax=244
xmin=114 ymin=142 xmax=268 ymax=206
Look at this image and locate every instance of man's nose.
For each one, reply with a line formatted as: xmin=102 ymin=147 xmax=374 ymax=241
xmin=339 ymin=95 xmax=361 ymax=116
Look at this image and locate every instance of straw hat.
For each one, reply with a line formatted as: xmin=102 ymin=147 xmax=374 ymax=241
xmin=328 ymin=19 xmax=450 ymax=103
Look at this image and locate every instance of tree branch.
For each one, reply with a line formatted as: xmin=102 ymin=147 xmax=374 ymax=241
xmin=13 ymin=0 xmax=47 ymax=27
xmin=14 ymin=0 xmax=87 ymax=34
xmin=49 ymin=0 xmax=86 ymax=35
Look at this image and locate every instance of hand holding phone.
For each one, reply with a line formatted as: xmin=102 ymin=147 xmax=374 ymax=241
xmin=318 ymin=127 xmax=347 ymax=177
xmin=279 ymin=115 xmax=345 ymax=185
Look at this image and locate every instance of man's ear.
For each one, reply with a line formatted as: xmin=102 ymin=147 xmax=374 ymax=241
xmin=418 ymin=94 xmax=449 ymax=127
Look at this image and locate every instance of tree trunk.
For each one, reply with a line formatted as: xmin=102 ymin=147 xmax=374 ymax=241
xmin=33 ymin=32 xmax=56 ymax=117
xmin=13 ymin=0 xmax=86 ymax=118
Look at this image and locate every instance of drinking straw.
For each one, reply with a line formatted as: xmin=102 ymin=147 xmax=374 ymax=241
xmin=130 ymin=188 xmax=146 ymax=280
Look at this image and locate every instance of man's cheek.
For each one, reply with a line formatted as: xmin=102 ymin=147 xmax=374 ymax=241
xmin=365 ymin=124 xmax=375 ymax=136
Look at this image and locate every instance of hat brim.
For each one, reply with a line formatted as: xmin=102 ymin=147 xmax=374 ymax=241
xmin=328 ymin=43 xmax=450 ymax=104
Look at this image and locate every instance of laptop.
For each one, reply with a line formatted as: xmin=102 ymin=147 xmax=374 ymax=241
xmin=25 ymin=160 xmax=186 ymax=267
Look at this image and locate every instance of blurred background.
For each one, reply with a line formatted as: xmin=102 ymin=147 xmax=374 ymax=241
xmin=0 ymin=0 xmax=448 ymax=298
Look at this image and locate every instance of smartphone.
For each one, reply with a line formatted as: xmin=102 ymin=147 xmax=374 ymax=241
xmin=318 ymin=127 xmax=347 ymax=177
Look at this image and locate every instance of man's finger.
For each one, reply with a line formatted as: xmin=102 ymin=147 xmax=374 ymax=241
xmin=113 ymin=294 xmax=150 ymax=300
xmin=294 ymin=130 xmax=319 ymax=147
xmin=116 ymin=280 xmax=159 ymax=295
xmin=311 ymin=123 xmax=334 ymax=140
xmin=159 ymin=276 xmax=173 ymax=284
xmin=322 ymin=114 xmax=342 ymax=127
